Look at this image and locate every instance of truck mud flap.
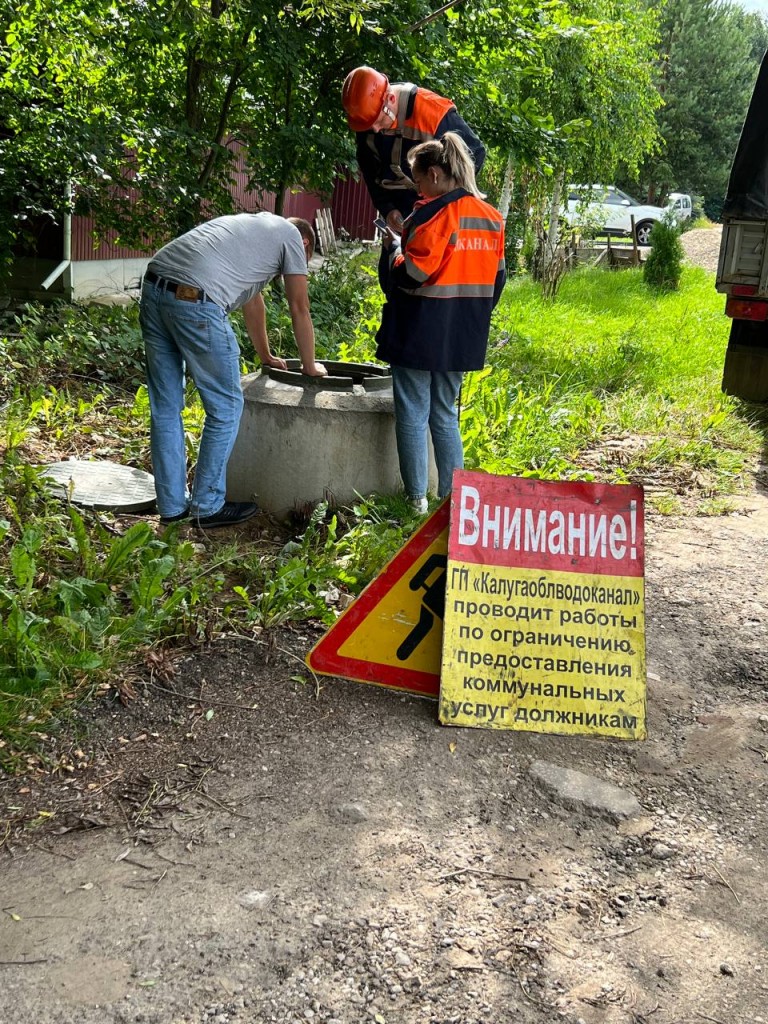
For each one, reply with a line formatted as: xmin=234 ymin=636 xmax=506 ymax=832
xmin=722 ymin=319 xmax=768 ymax=401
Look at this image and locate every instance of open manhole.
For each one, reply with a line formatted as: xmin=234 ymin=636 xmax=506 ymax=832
xmin=264 ymin=359 xmax=392 ymax=392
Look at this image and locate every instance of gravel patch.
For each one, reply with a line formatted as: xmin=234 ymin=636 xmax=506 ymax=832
xmin=680 ymin=225 xmax=722 ymax=273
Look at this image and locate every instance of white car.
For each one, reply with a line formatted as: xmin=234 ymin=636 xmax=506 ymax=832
xmin=667 ymin=192 xmax=692 ymax=221
xmin=563 ymin=185 xmax=669 ymax=246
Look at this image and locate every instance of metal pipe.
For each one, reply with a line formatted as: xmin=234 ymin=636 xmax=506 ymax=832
xmin=41 ymin=182 xmax=72 ymax=291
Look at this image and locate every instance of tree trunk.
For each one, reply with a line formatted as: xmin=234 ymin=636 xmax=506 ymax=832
xmin=498 ymin=153 xmax=515 ymax=221
xmin=533 ymin=172 xmax=568 ymax=299
xmin=274 ymin=182 xmax=287 ymax=217
xmin=545 ymin=173 xmax=564 ymax=260
xmin=185 ymin=49 xmax=204 ymax=131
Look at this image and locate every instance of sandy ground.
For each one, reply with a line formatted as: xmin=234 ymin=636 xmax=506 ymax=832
xmin=1 ymin=494 xmax=766 ymax=1024
xmin=680 ymin=224 xmax=722 ymax=274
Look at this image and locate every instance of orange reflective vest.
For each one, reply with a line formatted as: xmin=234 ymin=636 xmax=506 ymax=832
xmin=356 ymin=85 xmax=486 ymax=221
xmin=375 ymin=189 xmax=506 ymax=371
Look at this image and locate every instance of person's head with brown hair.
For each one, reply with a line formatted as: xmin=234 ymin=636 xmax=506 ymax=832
xmin=287 ymin=216 xmax=316 ymax=261
xmin=408 ymin=132 xmax=485 ymax=200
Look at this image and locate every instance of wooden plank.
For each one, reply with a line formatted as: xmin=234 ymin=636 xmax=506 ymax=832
xmin=315 ymin=213 xmax=327 ymax=255
xmin=314 ymin=209 xmax=333 ymax=256
xmin=326 ymin=209 xmax=338 ymax=252
xmin=630 ymin=214 xmax=640 ymax=266
xmin=314 ymin=208 xmax=337 ymax=255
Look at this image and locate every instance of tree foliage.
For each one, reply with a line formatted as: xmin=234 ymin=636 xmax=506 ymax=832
xmin=0 ymin=0 xmax=391 ymax=250
xmin=0 ymin=0 xmax=664 ymax=267
xmin=476 ymin=1 xmax=662 ymax=285
xmin=624 ymin=0 xmax=766 ymax=209
xmin=520 ymin=0 xmax=662 ymax=184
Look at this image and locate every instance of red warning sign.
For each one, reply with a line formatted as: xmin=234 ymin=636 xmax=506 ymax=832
xmin=306 ymin=501 xmax=449 ymax=697
xmin=440 ymin=471 xmax=646 ymax=739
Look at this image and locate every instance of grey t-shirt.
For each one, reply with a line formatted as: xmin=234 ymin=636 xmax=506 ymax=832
xmin=148 ymin=212 xmax=308 ymax=312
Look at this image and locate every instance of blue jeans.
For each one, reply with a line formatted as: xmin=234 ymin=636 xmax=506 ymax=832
xmin=140 ymin=281 xmax=244 ymax=518
xmin=391 ymin=366 xmax=464 ymax=500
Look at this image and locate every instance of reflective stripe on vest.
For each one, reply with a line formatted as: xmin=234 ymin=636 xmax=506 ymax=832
xmin=397 ymin=282 xmax=499 ymax=299
xmin=397 ymin=193 xmax=505 ymax=296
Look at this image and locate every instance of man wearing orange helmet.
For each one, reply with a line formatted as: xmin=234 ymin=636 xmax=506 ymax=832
xmin=341 ymin=65 xmax=486 ymax=281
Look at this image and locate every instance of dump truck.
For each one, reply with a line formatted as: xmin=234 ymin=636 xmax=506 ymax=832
xmin=717 ymin=49 xmax=768 ymax=401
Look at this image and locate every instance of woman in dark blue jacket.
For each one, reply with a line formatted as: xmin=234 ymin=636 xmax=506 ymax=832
xmin=377 ymin=133 xmax=506 ymax=512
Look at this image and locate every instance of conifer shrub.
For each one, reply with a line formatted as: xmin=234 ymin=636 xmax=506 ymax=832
xmin=643 ymin=212 xmax=684 ymax=291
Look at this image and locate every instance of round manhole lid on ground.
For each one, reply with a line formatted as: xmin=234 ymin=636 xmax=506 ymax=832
xmin=264 ymin=359 xmax=392 ymax=392
xmin=40 ymin=460 xmax=156 ymax=512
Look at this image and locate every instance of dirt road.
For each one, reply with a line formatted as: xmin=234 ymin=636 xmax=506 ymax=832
xmin=1 ymin=486 xmax=767 ymax=1024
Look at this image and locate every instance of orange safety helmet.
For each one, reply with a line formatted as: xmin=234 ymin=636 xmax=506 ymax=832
xmin=342 ymin=66 xmax=390 ymax=132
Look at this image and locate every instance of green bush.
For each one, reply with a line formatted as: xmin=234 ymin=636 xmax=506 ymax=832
xmin=0 ymin=458 xmax=204 ymax=760
xmin=233 ymin=247 xmax=382 ymax=367
xmin=643 ymin=213 xmax=684 ymax=291
xmin=1 ymin=300 xmax=144 ymax=398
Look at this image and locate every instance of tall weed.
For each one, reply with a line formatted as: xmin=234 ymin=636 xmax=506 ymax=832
xmin=1 ymin=300 xmax=144 ymax=397
xmin=229 ymin=497 xmax=411 ymax=628
xmin=233 ymin=247 xmax=383 ymax=367
xmin=0 ymin=451 xmax=205 ymax=759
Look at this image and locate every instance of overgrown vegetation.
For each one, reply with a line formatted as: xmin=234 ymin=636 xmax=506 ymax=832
xmin=1 ymin=252 xmax=766 ymax=766
xmin=0 ymin=0 xmax=664 ymax=261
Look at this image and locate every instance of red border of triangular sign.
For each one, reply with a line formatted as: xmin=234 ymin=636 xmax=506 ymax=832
xmin=306 ymin=501 xmax=449 ymax=698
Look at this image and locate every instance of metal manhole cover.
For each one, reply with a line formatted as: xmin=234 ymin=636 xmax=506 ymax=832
xmin=264 ymin=359 xmax=392 ymax=392
xmin=40 ymin=460 xmax=157 ymax=512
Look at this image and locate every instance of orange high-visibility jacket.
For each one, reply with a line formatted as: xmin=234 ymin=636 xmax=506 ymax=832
xmin=375 ymin=189 xmax=506 ymax=371
xmin=356 ymin=85 xmax=486 ymax=222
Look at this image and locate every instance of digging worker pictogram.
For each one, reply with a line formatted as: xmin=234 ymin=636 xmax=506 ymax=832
xmin=341 ymin=65 xmax=486 ymax=287
xmin=396 ymin=552 xmax=448 ymax=662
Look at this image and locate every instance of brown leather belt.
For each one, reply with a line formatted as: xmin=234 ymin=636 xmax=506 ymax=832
xmin=145 ymin=270 xmax=210 ymax=303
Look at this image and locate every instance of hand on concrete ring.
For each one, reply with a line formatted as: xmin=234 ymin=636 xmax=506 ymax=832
xmin=302 ymin=361 xmax=328 ymax=377
xmin=264 ymin=355 xmax=288 ymax=370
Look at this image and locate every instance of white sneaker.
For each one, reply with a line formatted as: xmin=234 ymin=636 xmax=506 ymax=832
xmin=409 ymin=497 xmax=429 ymax=515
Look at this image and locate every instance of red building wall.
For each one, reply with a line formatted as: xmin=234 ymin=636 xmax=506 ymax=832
xmin=331 ymin=174 xmax=377 ymax=242
xmin=70 ymin=168 xmax=375 ymax=261
xmin=71 ymin=219 xmax=148 ymax=261
xmin=71 ymin=189 xmax=329 ymax=261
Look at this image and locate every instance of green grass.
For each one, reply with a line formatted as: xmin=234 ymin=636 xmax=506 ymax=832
xmin=1 ymin=258 xmax=766 ymax=765
xmin=460 ymin=265 xmax=764 ymax=505
xmin=496 ymin=265 xmax=722 ymax=390
xmin=686 ymin=215 xmax=715 ymax=231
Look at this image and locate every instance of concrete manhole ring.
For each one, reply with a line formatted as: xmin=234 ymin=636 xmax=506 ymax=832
xmin=264 ymin=359 xmax=392 ymax=392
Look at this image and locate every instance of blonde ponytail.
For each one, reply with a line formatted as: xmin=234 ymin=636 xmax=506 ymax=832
xmin=408 ymin=131 xmax=485 ymax=198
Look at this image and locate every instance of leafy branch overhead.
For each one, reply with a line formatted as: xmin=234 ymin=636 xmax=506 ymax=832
xmin=1 ymin=0 xmax=765 ymax=261
xmin=0 ymin=0 xmax=661 ymax=254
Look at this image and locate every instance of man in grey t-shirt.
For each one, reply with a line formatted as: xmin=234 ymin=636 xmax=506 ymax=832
xmin=140 ymin=212 xmax=326 ymax=529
